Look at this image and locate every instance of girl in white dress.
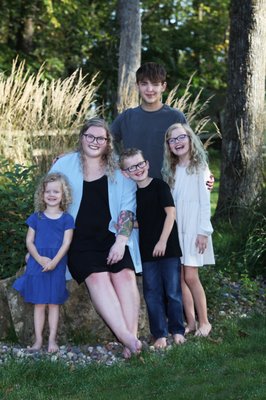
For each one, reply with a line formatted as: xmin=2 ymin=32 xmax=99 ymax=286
xmin=162 ymin=123 xmax=215 ymax=337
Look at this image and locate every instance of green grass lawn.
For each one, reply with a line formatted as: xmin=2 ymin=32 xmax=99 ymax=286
xmin=1 ymin=314 xmax=265 ymax=400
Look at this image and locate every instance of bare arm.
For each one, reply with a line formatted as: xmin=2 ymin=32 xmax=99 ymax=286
xmin=26 ymin=227 xmax=52 ymax=268
xmin=107 ymin=210 xmax=134 ymax=265
xmin=153 ymin=206 xmax=176 ymax=257
xmin=42 ymin=229 xmax=74 ymax=272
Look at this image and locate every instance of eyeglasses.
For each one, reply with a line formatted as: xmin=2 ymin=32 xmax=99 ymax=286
xmin=123 ymin=160 xmax=147 ymax=173
xmin=167 ymin=134 xmax=188 ymax=145
xmin=82 ymin=133 xmax=107 ymax=145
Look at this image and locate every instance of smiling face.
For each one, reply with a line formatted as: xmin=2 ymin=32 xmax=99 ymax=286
xmin=168 ymin=126 xmax=191 ymax=163
xmin=122 ymin=154 xmax=150 ymax=185
xmin=43 ymin=180 xmax=63 ymax=209
xmin=81 ymin=125 xmax=108 ymax=158
xmin=136 ymin=79 xmax=166 ymax=110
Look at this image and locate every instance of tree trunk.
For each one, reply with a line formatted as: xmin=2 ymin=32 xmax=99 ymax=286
xmin=116 ymin=0 xmax=141 ymax=113
xmin=215 ymin=0 xmax=266 ymax=218
xmin=15 ymin=2 xmax=38 ymax=54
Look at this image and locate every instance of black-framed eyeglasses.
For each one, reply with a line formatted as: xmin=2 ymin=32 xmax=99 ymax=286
xmin=82 ymin=133 xmax=108 ymax=145
xmin=167 ymin=134 xmax=188 ymax=145
xmin=123 ymin=160 xmax=147 ymax=173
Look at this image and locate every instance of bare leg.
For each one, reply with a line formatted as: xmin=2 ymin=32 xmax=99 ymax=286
xmin=85 ymin=272 xmax=142 ymax=355
xmin=181 ymin=266 xmax=196 ymax=334
xmin=48 ymin=304 xmax=60 ymax=352
xmin=183 ymin=266 xmax=212 ymax=337
xmin=111 ymin=269 xmax=140 ymax=358
xmin=30 ymin=304 xmax=45 ymax=350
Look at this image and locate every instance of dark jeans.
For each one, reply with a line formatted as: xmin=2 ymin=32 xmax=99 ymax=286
xmin=142 ymin=257 xmax=185 ymax=339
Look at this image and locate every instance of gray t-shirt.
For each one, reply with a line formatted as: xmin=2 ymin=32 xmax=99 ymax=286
xmin=111 ymin=105 xmax=186 ymax=178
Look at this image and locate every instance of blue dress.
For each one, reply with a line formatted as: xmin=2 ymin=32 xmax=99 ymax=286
xmin=13 ymin=212 xmax=75 ymax=304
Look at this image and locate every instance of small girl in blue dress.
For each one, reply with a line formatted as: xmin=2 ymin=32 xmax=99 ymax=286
xmin=13 ymin=172 xmax=75 ymax=352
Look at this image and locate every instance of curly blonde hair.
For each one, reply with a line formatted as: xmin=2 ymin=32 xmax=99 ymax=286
xmin=34 ymin=172 xmax=72 ymax=212
xmin=77 ymin=117 xmax=117 ymax=178
xmin=162 ymin=123 xmax=208 ymax=188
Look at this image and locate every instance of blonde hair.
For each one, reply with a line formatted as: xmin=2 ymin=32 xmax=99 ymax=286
xmin=34 ymin=172 xmax=72 ymax=212
xmin=162 ymin=123 xmax=208 ymax=188
xmin=78 ymin=117 xmax=117 ymax=178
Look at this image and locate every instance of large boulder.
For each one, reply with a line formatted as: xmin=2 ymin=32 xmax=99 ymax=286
xmin=0 ymin=272 xmax=149 ymax=346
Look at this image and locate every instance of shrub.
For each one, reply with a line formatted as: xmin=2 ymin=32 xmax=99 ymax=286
xmin=212 ymin=188 xmax=266 ymax=279
xmin=0 ymin=157 xmax=40 ymax=279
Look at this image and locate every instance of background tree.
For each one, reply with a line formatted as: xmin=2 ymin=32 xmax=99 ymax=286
xmin=215 ymin=0 xmax=266 ymax=218
xmin=116 ymin=0 xmax=141 ymax=113
xmin=0 ymin=1 xmax=230 ymax=121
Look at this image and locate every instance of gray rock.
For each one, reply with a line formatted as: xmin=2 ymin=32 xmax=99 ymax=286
xmin=0 ymin=271 xmax=149 ymax=346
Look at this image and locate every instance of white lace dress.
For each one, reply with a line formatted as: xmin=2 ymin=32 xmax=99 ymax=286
xmin=172 ymin=165 xmax=215 ymax=267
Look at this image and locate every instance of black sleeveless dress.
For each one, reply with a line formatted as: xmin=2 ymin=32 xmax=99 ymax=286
xmin=68 ymin=176 xmax=134 ymax=284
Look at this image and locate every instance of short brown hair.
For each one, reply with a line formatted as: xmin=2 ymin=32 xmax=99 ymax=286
xmin=119 ymin=148 xmax=145 ymax=169
xmin=136 ymin=62 xmax=167 ymax=84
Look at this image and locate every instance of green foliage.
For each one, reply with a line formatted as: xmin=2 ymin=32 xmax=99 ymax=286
xmin=208 ymin=147 xmax=221 ymax=215
xmin=0 ymin=0 xmax=230 ymax=119
xmin=0 ymin=158 xmax=40 ymax=279
xmin=212 ymin=189 xmax=266 ymax=278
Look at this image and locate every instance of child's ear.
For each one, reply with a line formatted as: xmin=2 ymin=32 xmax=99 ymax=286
xmin=162 ymin=82 xmax=167 ymax=92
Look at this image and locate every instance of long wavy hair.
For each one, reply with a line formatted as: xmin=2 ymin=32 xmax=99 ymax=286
xmin=78 ymin=117 xmax=117 ymax=178
xmin=34 ymin=172 xmax=72 ymax=212
xmin=162 ymin=123 xmax=208 ymax=189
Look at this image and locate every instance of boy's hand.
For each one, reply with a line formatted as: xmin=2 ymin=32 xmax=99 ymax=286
xmin=206 ymin=174 xmax=215 ymax=191
xmin=52 ymin=153 xmax=65 ymax=165
xmin=152 ymin=240 xmax=167 ymax=257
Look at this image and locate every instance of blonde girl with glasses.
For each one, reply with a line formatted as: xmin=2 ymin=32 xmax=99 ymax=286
xmin=162 ymin=123 xmax=215 ymax=337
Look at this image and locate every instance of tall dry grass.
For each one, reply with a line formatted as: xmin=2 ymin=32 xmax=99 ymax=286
xmin=0 ymin=59 xmax=99 ymax=171
xmin=165 ymin=73 xmax=221 ymax=147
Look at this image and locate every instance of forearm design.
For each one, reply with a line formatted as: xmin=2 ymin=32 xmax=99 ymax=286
xmin=117 ymin=210 xmax=134 ymax=237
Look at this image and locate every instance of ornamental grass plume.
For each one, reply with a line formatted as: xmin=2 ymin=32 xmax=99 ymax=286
xmin=165 ymin=73 xmax=221 ymax=147
xmin=0 ymin=59 xmax=99 ymax=172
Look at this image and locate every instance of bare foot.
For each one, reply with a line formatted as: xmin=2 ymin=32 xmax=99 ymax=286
xmin=154 ymin=337 xmax=167 ymax=349
xmin=123 ymin=333 xmax=142 ymax=355
xmin=131 ymin=339 xmax=142 ymax=355
xmin=173 ymin=334 xmax=186 ymax=345
xmin=48 ymin=340 xmax=59 ymax=353
xmin=122 ymin=346 xmax=132 ymax=359
xmin=185 ymin=324 xmax=197 ymax=335
xmin=195 ymin=323 xmax=212 ymax=337
xmin=28 ymin=340 xmax=42 ymax=351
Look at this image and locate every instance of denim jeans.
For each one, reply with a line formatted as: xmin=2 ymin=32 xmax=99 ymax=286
xmin=142 ymin=257 xmax=185 ymax=339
